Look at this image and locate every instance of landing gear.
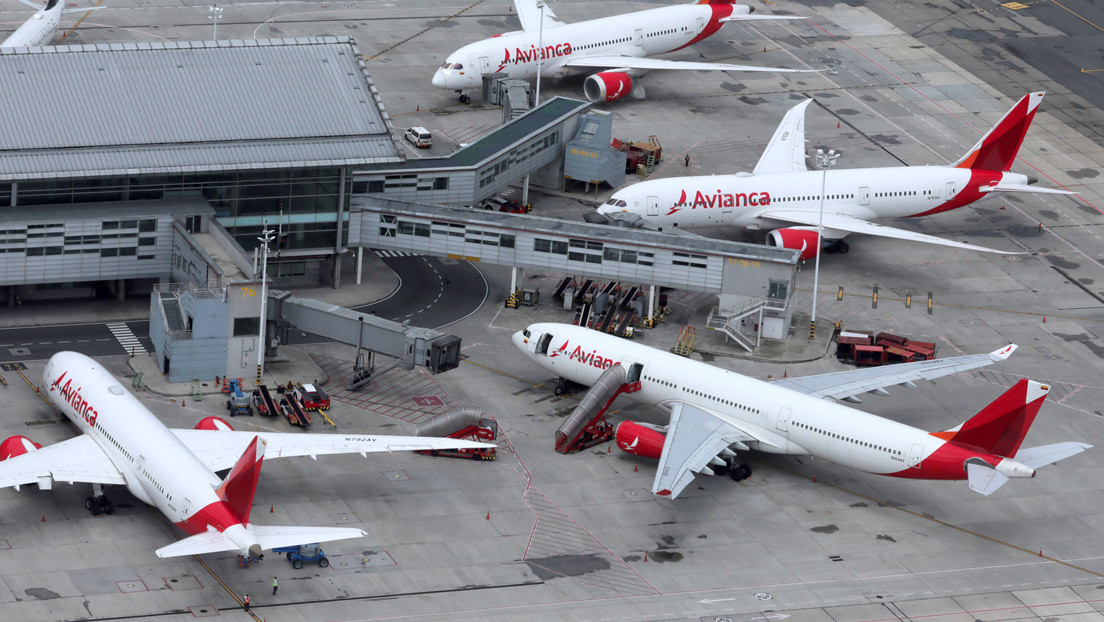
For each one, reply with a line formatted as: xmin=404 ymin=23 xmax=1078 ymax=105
xmin=553 ymin=378 xmax=579 ymax=396
xmin=458 ymin=92 xmax=471 ymax=105
xmin=825 ymin=240 xmax=850 ymax=254
xmin=85 ymin=483 xmax=114 ymax=515
xmin=728 ymin=461 xmax=752 ymax=482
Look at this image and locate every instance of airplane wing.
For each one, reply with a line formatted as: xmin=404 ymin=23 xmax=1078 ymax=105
xmin=753 ymin=99 xmax=812 ymax=174
xmin=0 ymin=435 xmax=126 ymax=490
xmin=563 ymin=56 xmax=812 ymax=73
xmin=773 ymin=344 xmax=1017 ymax=402
xmin=514 ymin=0 xmax=561 ymax=32
xmin=171 ymin=429 xmax=494 ymax=473
xmin=757 ymin=209 xmax=1020 ymax=254
xmin=652 ymin=402 xmax=769 ymax=499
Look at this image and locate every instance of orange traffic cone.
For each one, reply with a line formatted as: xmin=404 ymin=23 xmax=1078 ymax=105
xmin=181 ymin=399 xmax=185 ymax=408
xmin=644 ymin=554 xmax=648 ymax=562
xmin=1043 ymin=316 xmax=1047 ymax=323
xmin=270 ymin=505 xmax=274 ymax=513
xmin=485 ymin=512 xmax=491 ymax=520
xmin=783 ymin=370 xmax=787 ymax=378
xmin=633 ymin=465 xmax=638 ymax=472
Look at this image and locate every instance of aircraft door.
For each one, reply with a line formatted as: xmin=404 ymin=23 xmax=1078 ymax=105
xmin=627 ymin=362 xmax=643 ymax=384
xmin=536 ymin=333 xmax=553 ymax=356
xmin=646 ymin=195 xmax=659 ymax=216
xmin=945 ymin=182 xmax=956 ymax=200
xmin=775 ymin=407 xmax=791 ymax=432
xmin=858 ymin=187 xmax=870 ymax=206
xmin=908 ymin=443 xmax=924 ymax=468
xmin=697 ymin=16 xmax=704 ymax=31
xmin=478 ymin=56 xmax=490 ymax=76
xmin=634 ymin=29 xmax=643 ymax=47
xmin=181 ymin=498 xmax=191 ymax=517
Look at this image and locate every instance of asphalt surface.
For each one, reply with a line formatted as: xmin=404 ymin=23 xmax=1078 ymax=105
xmin=0 ymin=321 xmax=152 ymax=361
xmin=351 ymin=255 xmax=488 ymax=329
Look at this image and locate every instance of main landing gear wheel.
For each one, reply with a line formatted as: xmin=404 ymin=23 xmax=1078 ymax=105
xmin=85 ymin=495 xmax=114 ymax=515
xmin=729 ymin=463 xmax=752 ymax=482
xmin=713 ymin=460 xmax=731 ymax=477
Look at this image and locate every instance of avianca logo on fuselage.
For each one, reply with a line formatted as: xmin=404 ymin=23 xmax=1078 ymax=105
xmin=497 ymin=41 xmax=573 ymax=71
xmin=665 ymin=189 xmax=772 ymax=216
xmin=552 ymin=340 xmax=621 ymax=370
xmin=49 ymin=371 xmax=99 ymax=426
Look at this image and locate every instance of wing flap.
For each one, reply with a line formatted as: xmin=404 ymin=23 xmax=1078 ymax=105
xmin=773 ymin=345 xmax=1017 ymax=400
xmin=562 ymin=56 xmax=811 ymax=73
xmin=653 ymin=403 xmax=755 ymax=499
xmin=753 ymin=99 xmax=812 ymax=174
xmin=758 ymin=210 xmax=1020 ymax=254
xmin=0 ymin=435 xmax=125 ymax=490
xmin=172 ymin=429 xmax=495 ymax=472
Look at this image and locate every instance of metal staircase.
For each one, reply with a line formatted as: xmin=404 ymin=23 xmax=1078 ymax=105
xmin=706 ymin=297 xmax=783 ymax=352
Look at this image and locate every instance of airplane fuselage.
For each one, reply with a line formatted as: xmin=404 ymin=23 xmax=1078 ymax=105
xmin=513 ymin=324 xmax=1035 ymax=481
xmin=433 ymin=3 xmax=735 ymax=90
xmin=1 ymin=0 xmax=63 ymax=48
xmin=601 ymin=165 xmax=1029 ymax=236
xmin=42 ymin=353 xmax=245 ymax=538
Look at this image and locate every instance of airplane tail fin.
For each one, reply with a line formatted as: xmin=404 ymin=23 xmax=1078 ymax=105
xmin=953 ymin=92 xmax=1044 ymax=172
xmin=215 ymin=436 xmax=265 ymax=524
xmin=933 ymin=379 xmax=1048 ymax=457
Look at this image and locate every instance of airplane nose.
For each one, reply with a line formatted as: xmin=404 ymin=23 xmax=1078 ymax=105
xmin=510 ymin=331 xmax=524 ymax=349
xmin=432 ymin=70 xmax=447 ymax=89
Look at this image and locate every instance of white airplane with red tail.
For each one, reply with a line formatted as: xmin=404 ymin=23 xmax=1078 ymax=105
xmin=1 ymin=0 xmax=104 ymax=48
xmin=0 ymin=352 xmax=493 ymax=558
xmin=432 ymin=0 xmax=808 ymax=104
xmin=593 ymin=92 xmax=1074 ymax=257
xmin=513 ymin=323 xmax=1090 ymax=498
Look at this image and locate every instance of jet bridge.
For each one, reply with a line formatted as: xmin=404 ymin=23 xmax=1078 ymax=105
xmin=268 ymin=291 xmax=461 ymax=375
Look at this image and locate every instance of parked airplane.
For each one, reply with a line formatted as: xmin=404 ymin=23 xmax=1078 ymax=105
xmin=0 ymin=352 xmax=493 ymax=558
xmin=513 ymin=323 xmax=1090 ymax=498
xmin=592 ymin=92 xmax=1073 ymax=257
xmin=432 ymin=0 xmax=808 ymax=104
xmin=1 ymin=0 xmax=103 ymax=48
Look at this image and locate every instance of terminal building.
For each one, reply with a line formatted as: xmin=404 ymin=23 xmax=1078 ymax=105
xmin=0 ymin=36 xmax=802 ymax=354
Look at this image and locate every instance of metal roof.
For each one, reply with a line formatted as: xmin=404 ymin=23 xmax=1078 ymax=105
xmin=0 ymin=37 xmax=402 ymax=180
xmin=0 ymin=198 xmax=214 ymax=222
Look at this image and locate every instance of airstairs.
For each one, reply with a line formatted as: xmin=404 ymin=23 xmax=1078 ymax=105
xmin=554 ymin=364 xmax=641 ymax=454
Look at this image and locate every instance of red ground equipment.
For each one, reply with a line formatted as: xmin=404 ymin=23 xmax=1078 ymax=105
xmin=292 ymin=383 xmax=330 ymax=411
xmin=414 ymin=407 xmax=497 ymax=461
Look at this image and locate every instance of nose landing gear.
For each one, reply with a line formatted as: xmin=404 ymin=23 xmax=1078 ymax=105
xmin=458 ymin=92 xmax=471 ymax=105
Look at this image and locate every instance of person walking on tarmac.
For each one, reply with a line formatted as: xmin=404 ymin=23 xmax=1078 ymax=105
xmin=272 ymin=577 xmax=278 ymax=595
xmin=243 ymin=594 xmax=250 ymax=612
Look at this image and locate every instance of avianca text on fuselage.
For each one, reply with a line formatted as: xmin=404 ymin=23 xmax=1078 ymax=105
xmin=49 ymin=371 xmax=99 ymax=426
xmin=497 ymin=42 xmax=573 ymax=70
xmin=554 ymin=340 xmax=620 ymax=370
xmin=667 ymin=189 xmax=772 ymax=215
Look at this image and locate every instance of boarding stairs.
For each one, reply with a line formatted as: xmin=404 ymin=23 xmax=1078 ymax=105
xmin=554 ymin=364 xmax=642 ymax=454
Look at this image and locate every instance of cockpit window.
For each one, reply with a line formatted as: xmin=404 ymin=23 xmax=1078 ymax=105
xmin=605 ymin=198 xmax=618 ymax=205
xmin=523 ymin=329 xmax=531 ymax=338
xmin=616 ymin=200 xmax=627 ymax=207
xmin=440 ymin=62 xmax=464 ymax=70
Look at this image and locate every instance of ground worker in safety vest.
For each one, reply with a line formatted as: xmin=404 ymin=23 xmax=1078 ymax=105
xmin=272 ymin=577 xmax=278 ymax=595
xmin=243 ymin=594 xmax=250 ymax=612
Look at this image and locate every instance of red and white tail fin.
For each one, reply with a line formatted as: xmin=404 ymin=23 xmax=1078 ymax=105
xmin=953 ymin=92 xmax=1044 ymax=172
xmin=216 ymin=436 xmax=266 ymax=524
xmin=933 ymin=379 xmax=1049 ymax=457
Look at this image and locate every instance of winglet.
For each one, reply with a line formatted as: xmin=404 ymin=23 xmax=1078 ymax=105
xmin=987 ymin=344 xmax=1017 ymax=362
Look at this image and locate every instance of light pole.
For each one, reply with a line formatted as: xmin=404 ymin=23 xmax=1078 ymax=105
xmin=208 ymin=4 xmax=222 ymax=40
xmin=810 ymin=149 xmax=839 ymax=340
xmin=256 ymin=223 xmax=274 ymax=383
xmin=523 ymin=0 xmax=546 ymax=209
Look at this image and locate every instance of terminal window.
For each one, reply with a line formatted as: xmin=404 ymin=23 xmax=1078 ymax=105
xmin=233 ymin=317 xmax=261 ymax=337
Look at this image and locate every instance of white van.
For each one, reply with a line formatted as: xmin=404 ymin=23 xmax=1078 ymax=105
xmin=404 ymin=127 xmax=433 ymax=148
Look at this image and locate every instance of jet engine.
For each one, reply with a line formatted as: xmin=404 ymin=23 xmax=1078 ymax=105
xmin=583 ymin=71 xmax=634 ymax=103
xmin=766 ymin=227 xmax=821 ymax=261
xmin=0 ymin=435 xmax=42 ymax=460
xmin=614 ymin=421 xmax=665 ymax=459
xmin=195 ymin=416 xmax=235 ymax=431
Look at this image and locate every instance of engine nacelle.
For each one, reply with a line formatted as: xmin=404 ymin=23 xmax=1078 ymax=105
xmin=584 ymin=71 xmax=633 ymax=103
xmin=766 ymin=228 xmax=821 ymax=261
xmin=195 ymin=416 xmax=235 ymax=431
xmin=615 ymin=421 xmax=665 ymax=460
xmin=0 ymin=435 xmax=42 ymax=460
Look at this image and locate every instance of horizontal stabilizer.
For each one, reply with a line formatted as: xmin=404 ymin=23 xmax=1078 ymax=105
xmin=719 ymin=14 xmax=806 ymax=21
xmin=966 ymin=462 xmax=1009 ymax=496
xmin=155 ymin=529 xmax=239 ymax=558
xmin=1014 ymin=442 xmax=1092 ymax=469
xmin=253 ymin=525 xmax=367 ymax=551
xmin=981 ymin=183 xmax=1076 ymax=196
